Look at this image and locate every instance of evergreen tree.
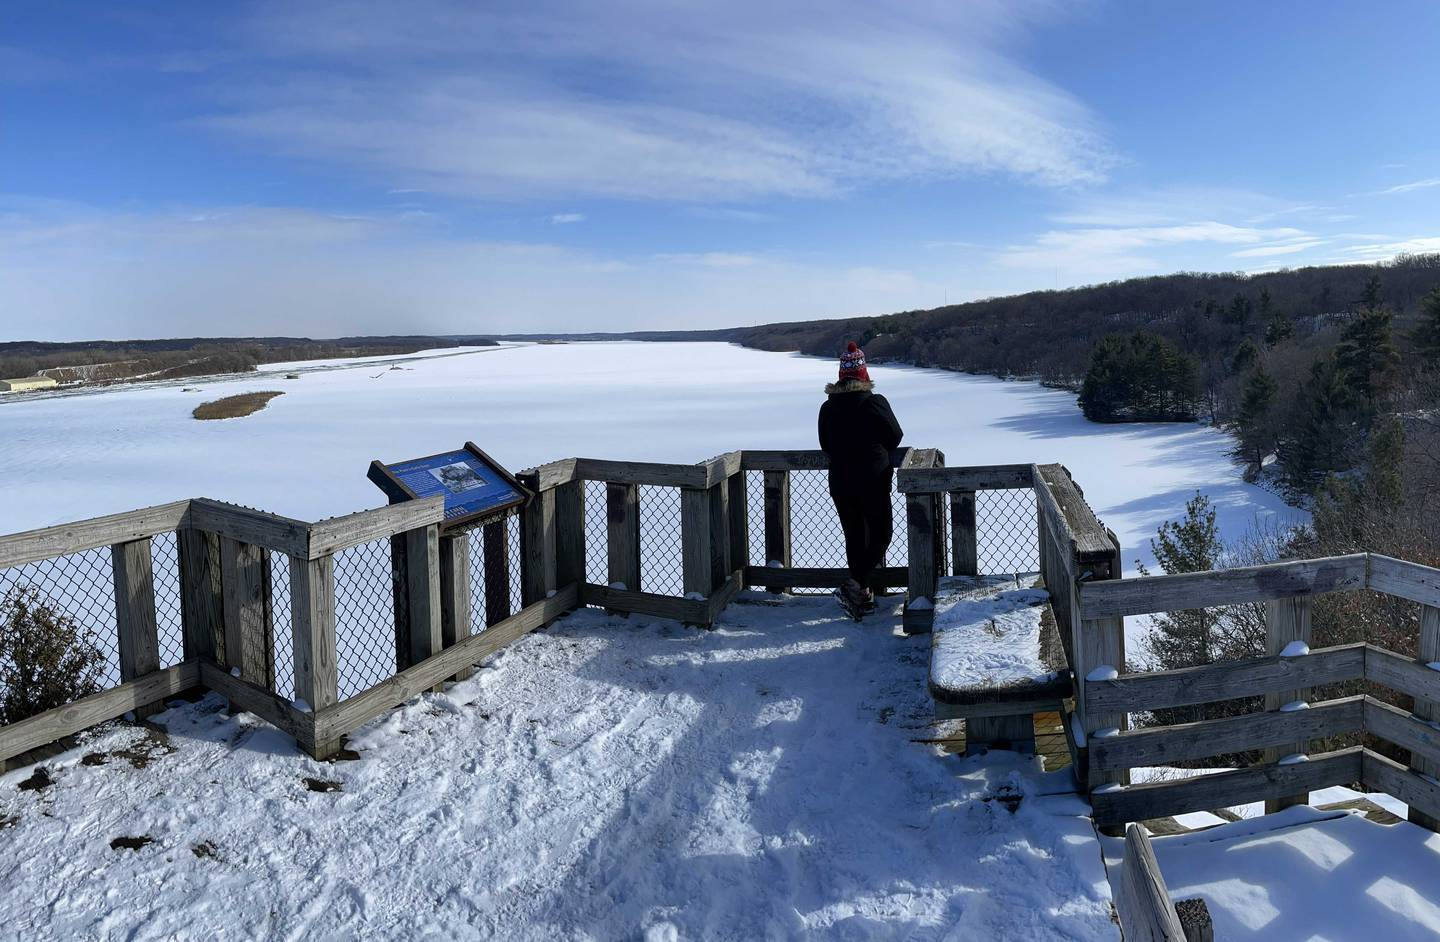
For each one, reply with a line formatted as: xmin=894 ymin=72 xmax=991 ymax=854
xmin=1359 ymin=274 xmax=1383 ymax=310
xmin=1278 ymin=356 xmax=1364 ymax=495
xmin=1264 ymin=308 xmax=1294 ymax=346
xmin=1335 ymin=306 xmax=1399 ymax=410
xmin=1224 ymin=293 xmax=1253 ymax=327
xmin=1079 ymin=332 xmax=1199 ymax=422
xmin=1231 ymin=366 xmax=1280 ymax=468
xmin=1411 ymin=287 xmax=1440 ymax=362
xmin=1230 ymin=338 xmax=1261 ymax=375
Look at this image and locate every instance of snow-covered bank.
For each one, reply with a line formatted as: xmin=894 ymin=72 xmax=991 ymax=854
xmin=0 ymin=594 xmax=1117 ymax=940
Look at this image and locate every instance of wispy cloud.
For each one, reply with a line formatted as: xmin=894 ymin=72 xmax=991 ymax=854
xmin=998 ymin=221 xmax=1311 ymax=273
xmin=549 ymin=213 xmax=585 ymax=224
xmin=1230 ymin=238 xmax=1328 ymax=258
xmin=1331 ymin=235 xmax=1440 ymax=261
xmin=192 ymin=1 xmax=1114 ymax=203
xmin=1374 ymin=178 xmax=1440 ymax=195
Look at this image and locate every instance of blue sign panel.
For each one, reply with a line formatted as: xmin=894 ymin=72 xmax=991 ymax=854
xmin=373 ymin=447 xmax=527 ymax=524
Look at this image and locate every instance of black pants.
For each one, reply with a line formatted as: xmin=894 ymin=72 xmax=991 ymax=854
xmin=830 ymin=479 xmax=893 ymax=585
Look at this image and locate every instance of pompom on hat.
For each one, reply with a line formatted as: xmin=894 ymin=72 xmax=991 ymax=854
xmin=838 ymin=341 xmax=870 ymax=382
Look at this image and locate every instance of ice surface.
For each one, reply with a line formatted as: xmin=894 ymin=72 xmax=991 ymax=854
xmin=0 ymin=593 xmax=1118 ymax=940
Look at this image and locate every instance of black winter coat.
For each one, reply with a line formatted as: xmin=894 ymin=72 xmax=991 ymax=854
xmin=818 ymin=386 xmax=904 ymax=493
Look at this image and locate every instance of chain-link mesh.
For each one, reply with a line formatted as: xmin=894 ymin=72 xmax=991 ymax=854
xmin=268 ymin=551 xmax=295 ymax=700
xmin=150 ymin=532 xmax=186 ymax=669
xmin=332 ymin=537 xmax=398 ymax=700
xmin=583 ymin=480 xmax=608 ymax=586
xmin=745 ymin=470 xmax=766 ymax=566
xmin=974 ymin=488 xmax=1039 ymax=574
xmin=638 ymin=485 xmax=683 ymax=596
xmin=506 ymin=513 xmax=524 ymax=612
xmin=0 ymin=547 xmax=122 ymax=687
xmin=783 ymin=470 xmax=911 ymax=572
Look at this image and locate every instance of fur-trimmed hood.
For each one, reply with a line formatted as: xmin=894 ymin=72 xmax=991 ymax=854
xmin=825 ymin=378 xmax=875 ymax=396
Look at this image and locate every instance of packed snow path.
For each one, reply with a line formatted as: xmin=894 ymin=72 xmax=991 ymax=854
xmin=1 ymin=593 xmax=1117 ymax=940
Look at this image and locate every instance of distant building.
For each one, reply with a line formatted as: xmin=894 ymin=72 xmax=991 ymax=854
xmin=0 ymin=376 xmax=59 ymax=392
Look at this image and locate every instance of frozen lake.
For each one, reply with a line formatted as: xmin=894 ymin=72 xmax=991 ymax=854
xmin=0 ymin=341 xmax=1296 ymax=577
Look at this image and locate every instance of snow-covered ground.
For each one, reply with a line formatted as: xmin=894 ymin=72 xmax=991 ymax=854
xmin=0 ymin=342 xmax=1296 ymax=583
xmin=0 ymin=593 xmax=1118 ymax=941
xmin=1110 ymin=807 xmax=1440 ymax=940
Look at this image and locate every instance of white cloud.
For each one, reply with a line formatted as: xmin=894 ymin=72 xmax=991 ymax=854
xmin=549 ymin=213 xmax=585 ymax=224
xmin=1374 ymin=178 xmax=1440 ymax=195
xmin=191 ymin=0 xmax=1114 ymax=202
xmin=997 ymin=221 xmax=1312 ymax=273
xmin=1331 ymin=235 xmax=1440 ymax=262
xmin=1230 ymin=239 xmax=1328 ymax=258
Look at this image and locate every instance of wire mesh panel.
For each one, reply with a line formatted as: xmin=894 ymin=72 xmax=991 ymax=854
xmin=975 ymin=488 xmax=1040 ymax=575
xmin=784 ymin=470 xmax=910 ymax=571
xmin=583 ymin=480 xmax=608 ymax=586
xmin=505 ymin=514 xmax=524 ymax=612
xmin=331 ymin=537 xmax=398 ymax=700
xmin=150 ymin=532 xmax=186 ymax=669
xmin=637 ymin=485 xmax=683 ymax=596
xmin=268 ymin=552 xmax=295 ymax=700
xmin=745 ymin=470 xmax=766 ymax=566
xmin=0 ymin=547 xmax=122 ymax=687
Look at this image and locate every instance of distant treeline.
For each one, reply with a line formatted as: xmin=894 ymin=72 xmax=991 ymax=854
xmin=730 ymin=254 xmax=1440 ymax=500
xmin=0 ymin=336 xmax=490 ymax=385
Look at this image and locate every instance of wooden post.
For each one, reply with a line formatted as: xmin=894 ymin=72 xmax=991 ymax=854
xmin=1413 ymin=603 xmax=1440 ymax=832
xmin=1079 ymin=533 xmax=1127 ymax=830
xmin=178 ymin=528 xmax=222 ymax=664
xmin=219 ymin=536 xmax=275 ymax=690
xmin=727 ymin=472 xmax=749 ymax=575
xmin=606 ymin=482 xmax=641 ymax=592
xmin=482 ymin=519 xmax=512 ymax=626
xmin=950 ymin=489 xmax=978 ymax=577
xmin=438 ymin=534 xmax=474 ymax=682
xmin=1263 ymin=594 xmax=1314 ymax=814
xmin=553 ymin=480 xmax=586 ymax=592
xmin=112 ymin=537 xmax=162 ymax=717
xmin=520 ymin=487 xmax=556 ymax=607
xmin=681 ymin=487 xmax=713 ymax=600
xmin=762 ymin=470 xmax=791 ymax=593
xmin=404 ymin=524 xmax=442 ymax=669
xmin=930 ymin=492 xmax=947 ymax=583
xmin=289 ymin=553 xmax=338 ymax=726
xmin=707 ymin=482 xmax=729 ymax=591
xmin=904 ymin=493 xmax=937 ymax=634
xmin=1116 ymin=825 xmax=1188 ymax=941
xmin=389 ymin=532 xmax=409 ymax=672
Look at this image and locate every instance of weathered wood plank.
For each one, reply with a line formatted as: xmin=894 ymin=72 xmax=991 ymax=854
xmin=1364 ymin=643 xmax=1440 ymax=705
xmin=935 ymin=696 xmax=1068 ymax=720
xmin=705 ymin=571 xmax=743 ymax=624
xmin=726 ymin=472 xmax=749 ymax=575
xmin=1368 ymin=554 xmax=1440 ymax=607
xmin=1362 ymin=747 xmax=1440 ymax=829
xmin=482 ymin=519 xmax=512 ymax=626
xmin=404 ymin=524 xmax=442 ymax=667
xmin=761 ymin=470 xmax=791 ymax=592
xmin=199 ymin=661 xmax=316 ymax=753
xmin=1085 ymin=643 xmax=1367 ymax=714
xmin=219 ymin=537 xmax=275 ymax=689
xmin=904 ymin=494 xmax=937 ymax=634
xmin=605 ymin=482 xmax=641 ymax=592
xmin=1089 ymin=696 xmax=1364 ymax=777
xmin=681 ymin=487 xmax=713 ymax=599
xmin=288 ymin=553 xmax=338 ymax=711
xmin=1035 ymin=464 xmax=1116 ymax=560
xmin=707 ymin=482 xmax=730 ymax=590
xmin=0 ymin=662 xmax=201 ymax=763
xmin=578 ymin=583 xmax=708 ymax=623
xmin=1090 ymin=747 xmax=1364 ymax=827
xmin=896 ymin=465 xmax=1035 ymax=493
xmin=521 ymin=457 xmax=579 ymax=492
xmin=742 ymin=565 xmax=908 ymax=589
xmin=573 ymin=457 xmax=709 ymax=489
xmin=553 ymin=480 xmax=586 ymax=589
xmin=187 ymin=498 xmax=309 ymax=558
xmin=1365 ymin=696 xmax=1440 ymax=774
xmin=1414 ymin=604 xmax=1440 ymax=832
xmin=112 ymin=538 xmax=160 ymax=686
xmin=437 ymin=534 xmax=473 ymax=682
xmin=1080 ymin=554 xmax=1368 ymax=620
xmin=307 ymin=496 xmax=445 ymax=558
xmin=312 ymin=586 xmax=579 ymax=743
xmin=1078 ymin=532 xmax=1126 ymax=797
xmin=0 ymin=500 xmax=191 ymax=570
xmin=950 ymin=489 xmax=978 ymax=577
xmin=1264 ymin=595 xmax=1313 ymax=812
xmin=519 ymin=486 xmax=556 ymax=606
xmin=741 ymin=448 xmax=914 ymax=472
xmin=178 ymin=529 xmax=222 ymax=663
xmin=1116 ymin=825 xmax=1187 ymax=942
xmin=701 ymin=451 xmax=744 ymax=488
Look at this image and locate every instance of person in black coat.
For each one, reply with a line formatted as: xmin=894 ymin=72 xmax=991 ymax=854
xmin=818 ymin=341 xmax=904 ymax=613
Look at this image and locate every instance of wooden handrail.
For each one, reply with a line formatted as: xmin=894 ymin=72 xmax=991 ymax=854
xmin=1079 ymin=554 xmax=1368 ymax=620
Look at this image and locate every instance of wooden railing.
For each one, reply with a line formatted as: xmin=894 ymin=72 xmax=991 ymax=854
xmin=1079 ymin=553 xmax=1440 ymax=832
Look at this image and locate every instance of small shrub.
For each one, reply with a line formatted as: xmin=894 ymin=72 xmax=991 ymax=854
xmin=0 ymin=585 xmax=107 ymax=724
xmin=191 ymin=391 xmax=284 ymax=421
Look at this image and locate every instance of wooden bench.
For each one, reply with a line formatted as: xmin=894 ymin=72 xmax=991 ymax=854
xmin=928 ymin=575 xmax=1074 ymax=753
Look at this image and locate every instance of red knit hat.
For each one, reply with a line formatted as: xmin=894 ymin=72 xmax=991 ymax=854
xmin=838 ymin=341 xmax=870 ymax=382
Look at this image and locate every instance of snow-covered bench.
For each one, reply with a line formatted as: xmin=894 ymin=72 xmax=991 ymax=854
xmin=929 ymin=575 xmax=1073 ymax=752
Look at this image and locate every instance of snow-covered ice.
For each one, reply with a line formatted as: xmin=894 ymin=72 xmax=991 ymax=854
xmin=0 ymin=593 xmax=1119 ymax=940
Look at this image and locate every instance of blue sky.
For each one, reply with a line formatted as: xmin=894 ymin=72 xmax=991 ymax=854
xmin=4 ymin=0 xmax=1440 ymax=340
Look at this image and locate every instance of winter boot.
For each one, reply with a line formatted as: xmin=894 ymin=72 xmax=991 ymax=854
xmin=835 ymin=578 xmax=869 ymax=622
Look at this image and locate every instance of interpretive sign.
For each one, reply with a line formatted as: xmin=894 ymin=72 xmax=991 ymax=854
xmin=368 ymin=442 xmax=529 ymax=531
